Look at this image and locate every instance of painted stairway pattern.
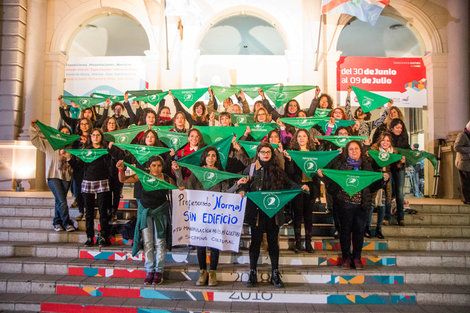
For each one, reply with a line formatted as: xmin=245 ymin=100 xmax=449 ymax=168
xmin=0 ymin=196 xmax=468 ymax=312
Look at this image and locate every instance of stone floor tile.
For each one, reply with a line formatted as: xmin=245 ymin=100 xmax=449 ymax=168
xmin=313 ymin=303 xmax=344 ymax=312
xmin=366 ymin=304 xmax=399 ymax=312
xmin=68 ymin=295 xmax=102 ymax=305
xmin=420 ymin=305 xmax=454 ymax=313
xmin=96 ymin=297 xmax=127 ymax=306
xmin=203 ymin=301 xmax=231 ymax=311
xmin=231 ymin=301 xmax=259 ymax=312
xmin=258 ymin=302 xmax=288 ymax=312
xmin=43 ymin=294 xmax=79 ymax=304
xmin=175 ymin=299 xmax=205 ymax=310
xmin=392 ymin=305 xmax=426 ymax=313
xmin=121 ymin=297 xmax=154 ymax=308
xmin=338 ymin=304 xmax=371 ymax=312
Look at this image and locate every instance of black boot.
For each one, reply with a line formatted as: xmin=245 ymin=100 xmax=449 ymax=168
xmin=246 ymin=269 xmax=257 ymax=288
xmin=364 ymin=225 xmax=372 ymax=238
xmin=294 ymin=232 xmax=302 ymax=253
xmin=376 ymin=228 xmax=384 ymax=239
xmin=305 ymin=231 xmax=315 ymax=253
xmin=270 ymin=269 xmax=284 ymax=288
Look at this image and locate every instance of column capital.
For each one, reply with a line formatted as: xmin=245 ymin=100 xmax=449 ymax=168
xmin=44 ymin=52 xmax=68 ymax=64
xmin=325 ymin=50 xmax=343 ymax=62
xmin=423 ymin=52 xmax=448 ymax=69
xmin=144 ymin=50 xmax=160 ymax=61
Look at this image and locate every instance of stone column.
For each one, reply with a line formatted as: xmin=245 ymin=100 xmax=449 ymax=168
xmin=144 ymin=50 xmax=160 ymax=90
xmin=180 ymin=48 xmax=200 ymax=88
xmin=43 ymin=52 xmax=68 ymax=126
xmin=324 ymin=50 xmax=342 ymax=101
xmin=423 ymin=52 xmax=448 ymax=197
xmin=19 ymin=0 xmax=47 ymax=140
xmin=285 ymin=50 xmax=305 ymax=106
xmin=0 ymin=0 xmax=27 ymax=140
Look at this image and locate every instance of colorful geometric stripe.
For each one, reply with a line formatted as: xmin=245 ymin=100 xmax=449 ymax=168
xmin=55 ymin=286 xmax=415 ymax=304
xmin=91 ymin=237 xmax=133 ymax=246
xmin=313 ymin=241 xmax=387 ymax=250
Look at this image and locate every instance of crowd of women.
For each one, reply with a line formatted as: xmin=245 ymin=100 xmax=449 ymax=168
xmin=29 ymin=85 xmax=412 ymax=288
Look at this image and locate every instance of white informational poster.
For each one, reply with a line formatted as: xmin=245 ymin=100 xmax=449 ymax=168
xmin=63 ymin=56 xmax=146 ymax=97
xmin=171 ymin=189 xmax=246 ymax=252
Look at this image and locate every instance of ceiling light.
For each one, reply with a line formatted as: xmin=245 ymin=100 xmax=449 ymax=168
xmin=389 ymin=24 xmax=404 ymax=30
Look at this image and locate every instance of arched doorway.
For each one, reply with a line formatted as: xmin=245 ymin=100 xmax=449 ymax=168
xmin=337 ymin=14 xmax=426 ymax=197
xmin=196 ymin=15 xmax=288 ymax=102
xmin=63 ymin=15 xmax=150 ymax=98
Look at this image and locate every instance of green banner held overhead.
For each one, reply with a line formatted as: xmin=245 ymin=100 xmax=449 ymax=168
xmin=194 ymin=126 xmax=245 ymax=144
xmin=177 ymin=162 xmax=244 ymax=189
xmin=170 ymin=88 xmax=208 ymax=108
xmin=65 ymin=149 xmax=108 ymax=163
xmin=126 ymin=90 xmax=162 ymax=97
xmin=103 ymin=125 xmax=149 ymax=144
xmin=231 ymin=84 xmax=278 ymax=99
xmin=237 ymin=141 xmax=278 ymax=158
xmin=279 ymin=117 xmax=325 ymax=131
xmin=352 ymin=86 xmax=391 ymax=113
xmin=321 ymin=169 xmax=383 ymax=197
xmin=178 ymin=135 xmax=234 ymax=169
xmin=61 ymin=96 xmax=105 ymax=110
xmin=237 ymin=123 xmax=279 ymax=141
xmin=123 ymin=162 xmax=178 ymax=192
xmin=158 ymin=130 xmax=189 ymax=151
xmin=368 ymin=150 xmax=403 ymax=168
xmin=93 ymin=93 xmax=125 ymax=102
xmin=316 ymin=135 xmax=369 ymax=147
xmin=314 ymin=109 xmax=332 ymax=118
xmin=264 ymin=85 xmax=315 ymax=108
xmin=114 ymin=143 xmax=170 ymax=165
xmin=395 ymin=148 xmax=438 ymax=172
xmin=134 ymin=91 xmax=169 ymax=106
xmin=210 ymin=85 xmax=240 ymax=102
xmin=286 ymin=150 xmax=340 ymax=178
xmin=315 ymin=119 xmax=355 ymax=134
xmin=36 ymin=121 xmax=80 ymax=151
xmin=246 ymin=189 xmax=304 ymax=218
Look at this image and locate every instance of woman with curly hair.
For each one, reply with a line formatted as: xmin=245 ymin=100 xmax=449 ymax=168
xmin=172 ymin=128 xmax=207 ymax=181
xmin=169 ymin=91 xmax=209 ymax=127
xmin=306 ymin=86 xmax=334 ymax=117
xmin=239 ymin=142 xmax=309 ymax=288
xmin=284 ymin=129 xmax=321 ymax=253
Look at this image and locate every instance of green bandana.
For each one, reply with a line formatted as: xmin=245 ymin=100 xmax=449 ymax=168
xmin=123 ymin=162 xmax=177 ymax=191
xmin=66 ymin=149 xmax=108 ymax=163
xmin=126 ymin=90 xmax=162 ymax=97
xmin=170 ymin=88 xmax=208 ymax=108
xmin=193 ymin=126 xmax=245 ymax=144
xmin=61 ymin=96 xmax=104 ymax=110
xmin=178 ymin=135 xmax=234 ymax=169
xmin=176 ymin=162 xmax=244 ymax=189
xmin=231 ymin=84 xmax=278 ymax=99
xmin=315 ymin=119 xmax=355 ymax=134
xmin=352 ymin=86 xmax=391 ymax=113
xmin=210 ymin=86 xmax=240 ymax=102
xmin=368 ymin=150 xmax=403 ymax=168
xmin=238 ymin=123 xmax=279 ymax=141
xmin=246 ymin=189 xmax=304 ymax=218
xmin=134 ymin=91 xmax=169 ymax=106
xmin=152 ymin=125 xmax=174 ymax=132
xmin=321 ymin=169 xmax=383 ymax=197
xmin=395 ymin=148 xmax=438 ymax=172
xmin=264 ymin=85 xmax=315 ymax=108
xmin=314 ymin=109 xmax=332 ymax=118
xmin=237 ymin=141 xmax=278 ymax=158
xmin=103 ymin=125 xmax=149 ymax=144
xmin=215 ymin=112 xmax=255 ymax=124
xmin=93 ymin=93 xmax=125 ymax=102
xmin=286 ymin=150 xmax=340 ymax=177
xmin=317 ymin=136 xmax=369 ymax=147
xmin=279 ymin=117 xmax=325 ymax=131
xmin=158 ymin=130 xmax=189 ymax=151
xmin=114 ymin=143 xmax=170 ymax=165
xmin=36 ymin=121 xmax=80 ymax=151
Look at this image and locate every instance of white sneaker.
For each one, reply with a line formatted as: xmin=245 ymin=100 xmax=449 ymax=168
xmin=54 ymin=225 xmax=64 ymax=232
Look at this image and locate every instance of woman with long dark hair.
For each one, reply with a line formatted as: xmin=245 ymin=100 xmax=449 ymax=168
xmin=368 ymin=132 xmax=404 ymax=238
xmin=170 ymin=91 xmax=209 ymax=127
xmin=284 ymin=129 xmax=320 ymax=253
xmin=239 ymin=143 xmax=309 ymax=288
xmin=64 ymin=128 xmax=113 ymax=247
xmin=172 ymin=147 xmax=247 ymax=286
xmin=170 ymin=112 xmax=188 ymax=133
xmin=117 ymin=156 xmax=175 ymax=285
xmin=318 ymin=140 xmax=388 ymax=269
xmin=388 ymin=118 xmax=410 ymax=226
xmin=173 ymin=128 xmax=207 ymax=181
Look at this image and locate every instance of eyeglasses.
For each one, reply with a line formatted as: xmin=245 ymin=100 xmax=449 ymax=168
xmin=259 ymin=150 xmax=272 ymax=155
xmin=107 ymin=122 xmax=116 ymax=125
xmin=91 ymin=134 xmax=101 ymax=137
xmin=80 ymin=123 xmax=89 ymax=126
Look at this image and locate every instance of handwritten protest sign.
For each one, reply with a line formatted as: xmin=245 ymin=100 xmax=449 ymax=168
xmin=171 ymin=189 xmax=246 ymax=252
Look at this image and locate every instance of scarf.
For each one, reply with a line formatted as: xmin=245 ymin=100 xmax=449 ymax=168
xmin=157 ymin=117 xmax=172 ymax=126
xmin=347 ymin=157 xmax=362 ymax=170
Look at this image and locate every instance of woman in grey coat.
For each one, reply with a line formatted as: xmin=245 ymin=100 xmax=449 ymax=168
xmin=454 ymin=121 xmax=470 ymax=204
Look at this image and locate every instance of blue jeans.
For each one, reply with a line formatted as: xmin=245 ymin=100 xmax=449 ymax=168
xmin=391 ymin=167 xmax=405 ymax=222
xmin=47 ymin=178 xmax=72 ymax=228
xmin=142 ymin=216 xmax=166 ymax=273
xmin=368 ymin=204 xmax=387 ymax=230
